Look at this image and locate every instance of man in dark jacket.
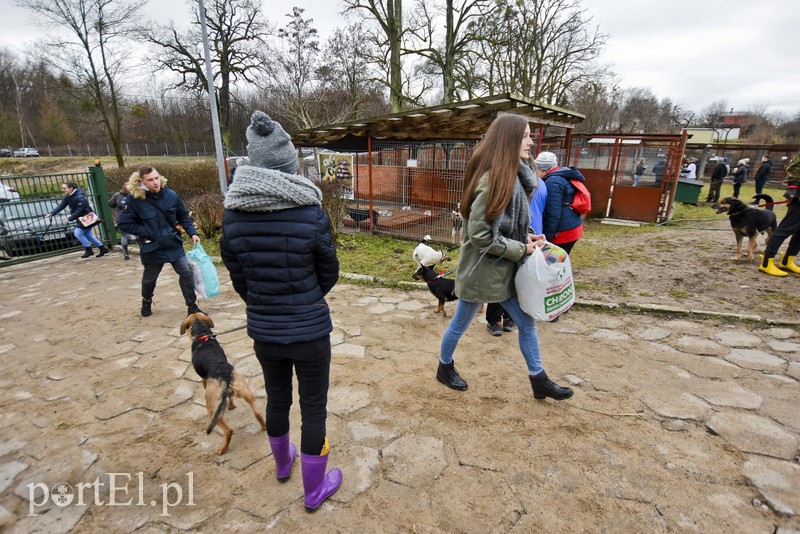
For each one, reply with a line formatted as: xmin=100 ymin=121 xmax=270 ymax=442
xmin=220 ymin=111 xmax=341 ymax=512
xmin=706 ymin=159 xmax=728 ymax=203
xmin=752 ymin=154 xmax=773 ymax=200
xmin=117 ymin=165 xmax=203 ymax=317
xmin=537 ymin=151 xmax=587 ymax=254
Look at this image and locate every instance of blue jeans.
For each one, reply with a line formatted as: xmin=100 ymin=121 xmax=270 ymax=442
xmin=74 ymin=226 xmax=102 ymax=248
xmin=141 ymin=255 xmax=196 ymax=305
xmin=440 ymin=296 xmax=543 ymax=375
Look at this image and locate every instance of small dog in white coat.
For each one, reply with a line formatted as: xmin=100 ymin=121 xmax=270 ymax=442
xmin=413 ymin=235 xmax=450 ymax=267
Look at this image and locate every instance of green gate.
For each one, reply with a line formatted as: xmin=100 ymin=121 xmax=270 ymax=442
xmin=0 ymin=166 xmax=116 ymax=266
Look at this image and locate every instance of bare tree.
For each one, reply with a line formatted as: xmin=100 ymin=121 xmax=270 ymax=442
xmin=407 ymin=0 xmax=489 ymax=103
xmin=567 ymin=79 xmax=619 ymax=133
xmin=318 ymin=24 xmax=388 ymax=121
xmin=146 ymin=0 xmax=271 ymax=143
xmin=17 ymin=0 xmax=145 ymax=167
xmin=342 ymin=0 xmax=407 ymax=112
xmin=468 ymin=0 xmax=607 ymax=105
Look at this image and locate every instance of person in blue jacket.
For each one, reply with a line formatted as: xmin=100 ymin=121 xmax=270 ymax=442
xmin=220 ymin=111 xmax=341 ymax=513
xmin=117 ymin=166 xmax=203 ymax=317
xmin=48 ymin=182 xmax=109 ymax=258
xmin=538 ymin=151 xmax=586 ymax=254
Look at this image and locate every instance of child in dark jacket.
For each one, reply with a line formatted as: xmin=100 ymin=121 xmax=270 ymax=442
xmin=537 ymin=152 xmax=587 ymax=254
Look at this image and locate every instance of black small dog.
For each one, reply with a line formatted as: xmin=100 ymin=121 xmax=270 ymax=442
xmin=413 ymin=263 xmax=458 ymax=316
xmin=712 ymin=194 xmax=777 ymax=261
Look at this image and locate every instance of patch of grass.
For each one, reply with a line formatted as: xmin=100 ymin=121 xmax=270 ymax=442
xmin=669 ymin=289 xmax=690 ymax=299
xmin=196 ymin=233 xmax=456 ymax=283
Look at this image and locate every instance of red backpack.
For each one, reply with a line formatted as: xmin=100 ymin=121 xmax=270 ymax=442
xmin=566 ymin=179 xmax=592 ymax=217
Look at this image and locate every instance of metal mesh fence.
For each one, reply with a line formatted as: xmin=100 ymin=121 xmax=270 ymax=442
xmin=300 ymin=139 xmax=480 ymax=244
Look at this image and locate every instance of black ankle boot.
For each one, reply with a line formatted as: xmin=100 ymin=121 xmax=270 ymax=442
xmin=530 ymin=371 xmax=573 ymax=400
xmin=141 ymin=298 xmax=152 ymax=317
xmin=97 ymin=245 xmax=109 ymax=257
xmin=80 ymin=247 xmax=94 ymax=258
xmin=436 ymin=361 xmax=468 ymax=391
xmin=187 ymin=303 xmax=206 ymax=316
xmin=122 ymin=246 xmax=129 ymax=260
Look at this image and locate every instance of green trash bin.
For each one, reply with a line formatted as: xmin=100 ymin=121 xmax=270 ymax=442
xmin=674 ymin=179 xmax=703 ymax=204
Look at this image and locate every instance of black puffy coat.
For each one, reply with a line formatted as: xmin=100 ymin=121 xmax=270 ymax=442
xmin=117 ymin=188 xmax=196 ymax=264
xmin=220 ymin=205 xmax=339 ymax=345
xmin=50 ymin=187 xmax=93 ymax=228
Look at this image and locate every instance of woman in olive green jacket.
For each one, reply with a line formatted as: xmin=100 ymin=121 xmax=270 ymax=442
xmin=436 ymin=114 xmax=573 ymax=401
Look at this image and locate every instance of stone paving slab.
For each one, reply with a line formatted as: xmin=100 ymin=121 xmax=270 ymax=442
xmin=0 ymin=256 xmax=798 ymax=532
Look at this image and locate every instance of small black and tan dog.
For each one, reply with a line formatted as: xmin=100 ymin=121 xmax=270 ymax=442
xmin=713 ymin=194 xmax=777 ymax=261
xmin=180 ymin=313 xmax=266 ymax=455
xmin=413 ymin=263 xmax=458 ymax=316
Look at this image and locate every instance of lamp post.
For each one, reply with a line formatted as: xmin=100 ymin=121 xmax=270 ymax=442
xmin=198 ymin=0 xmax=228 ymax=194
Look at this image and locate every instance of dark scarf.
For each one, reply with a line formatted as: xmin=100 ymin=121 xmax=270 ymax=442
xmin=489 ymin=161 xmax=535 ymax=245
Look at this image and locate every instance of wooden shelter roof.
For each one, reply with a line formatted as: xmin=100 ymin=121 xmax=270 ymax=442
xmin=290 ymin=93 xmax=585 ymax=149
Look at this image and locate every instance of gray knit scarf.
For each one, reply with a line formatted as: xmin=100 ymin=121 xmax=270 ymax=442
xmin=487 ymin=161 xmax=536 ymax=248
xmin=223 ymin=165 xmax=322 ymax=212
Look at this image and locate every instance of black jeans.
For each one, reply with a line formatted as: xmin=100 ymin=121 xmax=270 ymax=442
xmin=733 ymin=182 xmax=743 ymax=198
xmin=706 ymin=180 xmax=723 ymax=202
xmin=485 ymin=303 xmax=510 ymax=325
xmin=141 ymin=255 xmax=196 ymax=305
xmin=254 ymin=336 xmax=331 ymax=455
xmin=764 ymin=202 xmax=800 ymax=260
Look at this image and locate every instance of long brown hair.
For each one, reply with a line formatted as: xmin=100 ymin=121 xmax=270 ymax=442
xmin=461 ymin=114 xmax=529 ymax=221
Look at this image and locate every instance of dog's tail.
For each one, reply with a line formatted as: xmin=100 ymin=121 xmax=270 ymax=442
xmin=206 ymin=378 xmax=234 ymax=434
xmin=752 ymin=194 xmax=775 ymax=210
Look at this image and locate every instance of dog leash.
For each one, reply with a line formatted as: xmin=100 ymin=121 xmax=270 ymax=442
xmin=754 ymin=199 xmax=788 ymax=209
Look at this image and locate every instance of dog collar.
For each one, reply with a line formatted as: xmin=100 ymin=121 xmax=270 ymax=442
xmin=197 ymin=335 xmax=213 ymax=341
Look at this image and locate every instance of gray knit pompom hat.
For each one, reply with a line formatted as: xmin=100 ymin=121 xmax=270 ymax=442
xmin=246 ymin=111 xmax=299 ymax=174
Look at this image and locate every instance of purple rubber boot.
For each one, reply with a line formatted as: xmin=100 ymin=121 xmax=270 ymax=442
xmin=268 ymin=433 xmax=297 ymax=482
xmin=301 ymin=452 xmax=342 ymax=512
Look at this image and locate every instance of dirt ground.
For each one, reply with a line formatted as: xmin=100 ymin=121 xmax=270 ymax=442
xmin=1 ymin=224 xmax=799 ymax=533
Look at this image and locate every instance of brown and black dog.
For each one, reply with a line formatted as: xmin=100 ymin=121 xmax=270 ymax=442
xmin=180 ymin=313 xmax=266 ymax=455
xmin=413 ymin=263 xmax=458 ymax=316
xmin=713 ymin=194 xmax=777 ymax=261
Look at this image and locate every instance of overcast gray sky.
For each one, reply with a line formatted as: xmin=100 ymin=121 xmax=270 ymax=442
xmin=2 ymin=0 xmax=798 ymax=116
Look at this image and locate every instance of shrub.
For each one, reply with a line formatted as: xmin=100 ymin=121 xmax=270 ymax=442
xmin=101 ymin=160 xmax=220 ymax=202
xmin=319 ymin=179 xmax=350 ymax=245
xmin=186 ymin=192 xmax=225 ymax=239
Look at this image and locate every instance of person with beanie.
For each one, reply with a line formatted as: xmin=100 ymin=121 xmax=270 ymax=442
xmin=117 ymin=165 xmax=204 ymax=317
xmin=759 ymin=151 xmax=800 ymax=276
xmin=435 ymin=114 xmax=573 ymax=402
xmin=731 ymin=158 xmax=750 ymax=198
xmin=47 ymin=182 xmax=109 ymax=258
xmin=220 ymin=111 xmax=342 ymax=512
xmin=537 ymin=151 xmax=587 ymax=254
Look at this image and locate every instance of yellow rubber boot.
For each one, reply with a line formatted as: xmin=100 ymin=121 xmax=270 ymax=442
xmin=778 ymin=255 xmax=800 ymax=274
xmin=759 ymin=258 xmax=788 ymax=277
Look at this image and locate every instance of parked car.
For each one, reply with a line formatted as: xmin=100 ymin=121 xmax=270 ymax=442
xmin=0 ymin=199 xmax=78 ymax=257
xmin=0 ymin=148 xmax=12 ymax=157
xmin=13 ymin=147 xmax=40 ymax=158
xmin=0 ymin=181 xmax=21 ymax=202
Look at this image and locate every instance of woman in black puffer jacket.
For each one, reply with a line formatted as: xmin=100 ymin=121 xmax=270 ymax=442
xmin=221 ymin=111 xmax=341 ymax=512
xmin=48 ymin=182 xmax=109 ymax=258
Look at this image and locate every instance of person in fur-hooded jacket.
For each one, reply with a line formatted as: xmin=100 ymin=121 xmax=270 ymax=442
xmin=117 ymin=165 xmax=203 ymax=318
xmin=220 ymin=111 xmax=341 ymax=512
